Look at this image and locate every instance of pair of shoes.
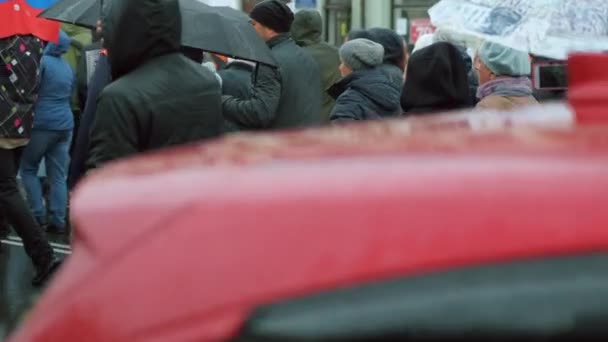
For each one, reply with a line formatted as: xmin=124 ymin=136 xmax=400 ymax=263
xmin=32 ymin=257 xmax=62 ymax=287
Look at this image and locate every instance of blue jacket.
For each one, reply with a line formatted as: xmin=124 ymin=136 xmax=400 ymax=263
xmin=329 ymin=68 xmax=401 ymax=122
xmin=34 ymin=31 xmax=75 ymax=131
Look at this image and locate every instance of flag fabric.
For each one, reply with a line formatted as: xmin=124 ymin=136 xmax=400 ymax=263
xmin=0 ymin=0 xmax=61 ymax=42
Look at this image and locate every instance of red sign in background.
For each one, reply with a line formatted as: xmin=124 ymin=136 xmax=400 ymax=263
xmin=409 ymin=18 xmax=436 ymax=44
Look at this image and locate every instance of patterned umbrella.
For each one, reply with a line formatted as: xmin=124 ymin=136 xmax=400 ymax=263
xmin=429 ymin=0 xmax=608 ymax=59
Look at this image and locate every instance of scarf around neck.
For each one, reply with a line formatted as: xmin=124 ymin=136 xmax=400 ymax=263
xmin=477 ymin=77 xmax=533 ymax=100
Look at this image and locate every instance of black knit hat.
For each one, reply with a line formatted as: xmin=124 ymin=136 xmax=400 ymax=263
xmin=249 ymin=0 xmax=294 ymax=33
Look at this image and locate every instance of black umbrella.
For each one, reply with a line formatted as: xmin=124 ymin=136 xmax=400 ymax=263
xmin=39 ymin=0 xmax=277 ymax=67
xmin=38 ymin=0 xmax=100 ymax=29
xmin=179 ymin=1 xmax=276 ymax=67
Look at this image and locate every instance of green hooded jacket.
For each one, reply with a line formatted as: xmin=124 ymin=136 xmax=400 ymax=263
xmin=291 ymin=9 xmax=341 ymax=123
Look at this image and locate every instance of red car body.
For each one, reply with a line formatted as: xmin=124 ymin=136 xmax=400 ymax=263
xmin=9 ymin=54 xmax=608 ymax=341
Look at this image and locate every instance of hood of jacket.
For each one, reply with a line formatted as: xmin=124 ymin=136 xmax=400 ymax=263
xmin=335 ymin=68 xmax=401 ymax=114
xmin=402 ymin=42 xmax=470 ymax=114
xmin=455 ymin=44 xmax=472 ymax=72
xmin=290 ymin=9 xmax=322 ymax=45
xmin=102 ymin=0 xmax=181 ymax=79
xmin=44 ymin=30 xmax=71 ymax=57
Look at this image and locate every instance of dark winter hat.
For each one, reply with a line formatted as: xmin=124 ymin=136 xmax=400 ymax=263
xmin=339 ymin=38 xmax=384 ymax=71
xmin=249 ymin=0 xmax=294 ymax=33
xmin=368 ymin=28 xmax=406 ymax=67
xmin=346 ymin=29 xmax=374 ymax=41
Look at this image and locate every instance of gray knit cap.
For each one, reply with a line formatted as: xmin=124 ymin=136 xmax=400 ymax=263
xmin=339 ymin=38 xmax=384 ymax=71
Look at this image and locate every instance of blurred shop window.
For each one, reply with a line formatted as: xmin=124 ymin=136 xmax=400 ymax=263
xmin=392 ymin=1 xmax=409 ymax=43
xmin=325 ymin=0 xmax=351 ymax=46
xmin=391 ymin=0 xmax=439 ymax=49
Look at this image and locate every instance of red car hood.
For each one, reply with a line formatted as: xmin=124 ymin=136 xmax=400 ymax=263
xmin=10 ymin=103 xmax=608 ymax=340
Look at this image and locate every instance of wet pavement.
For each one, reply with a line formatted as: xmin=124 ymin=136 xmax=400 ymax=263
xmin=0 ymin=233 xmax=70 ymax=340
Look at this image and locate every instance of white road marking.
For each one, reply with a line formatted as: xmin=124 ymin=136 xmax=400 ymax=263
xmin=7 ymin=235 xmax=71 ymax=250
xmin=1 ymin=239 xmax=72 ymax=255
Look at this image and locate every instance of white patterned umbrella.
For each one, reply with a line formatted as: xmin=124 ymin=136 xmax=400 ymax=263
xmin=429 ymin=0 xmax=608 ymax=59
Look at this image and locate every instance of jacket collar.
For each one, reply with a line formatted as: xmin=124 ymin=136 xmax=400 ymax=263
xmin=266 ymin=33 xmax=291 ymax=49
xmin=295 ymin=38 xmax=319 ymax=47
xmin=327 ymin=69 xmax=376 ymax=99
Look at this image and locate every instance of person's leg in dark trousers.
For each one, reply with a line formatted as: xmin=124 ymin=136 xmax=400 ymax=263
xmin=0 ymin=147 xmax=60 ymax=286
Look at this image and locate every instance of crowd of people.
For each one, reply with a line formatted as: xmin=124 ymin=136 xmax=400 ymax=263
xmin=0 ymin=0 xmax=543 ymax=286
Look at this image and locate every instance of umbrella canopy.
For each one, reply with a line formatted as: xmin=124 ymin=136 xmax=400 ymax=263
xmin=37 ymin=0 xmax=100 ymax=29
xmin=38 ymin=0 xmax=277 ymax=66
xmin=180 ymin=0 xmax=276 ymax=67
xmin=429 ymin=0 xmax=608 ymax=59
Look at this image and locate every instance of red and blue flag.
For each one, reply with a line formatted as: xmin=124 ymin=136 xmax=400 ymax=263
xmin=0 ymin=0 xmax=60 ymax=42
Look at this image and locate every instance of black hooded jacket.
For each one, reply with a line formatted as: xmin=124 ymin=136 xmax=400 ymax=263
xmin=87 ymin=0 xmax=223 ymax=168
xmin=401 ymin=42 xmax=470 ymax=115
xmin=368 ymin=28 xmax=406 ymax=90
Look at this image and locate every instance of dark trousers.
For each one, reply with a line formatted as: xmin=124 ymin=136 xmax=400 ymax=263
xmin=0 ymin=147 xmax=53 ymax=269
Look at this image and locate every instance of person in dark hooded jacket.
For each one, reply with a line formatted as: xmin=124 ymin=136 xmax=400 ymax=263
xmin=368 ymin=28 xmax=407 ymax=89
xmin=433 ymin=29 xmax=479 ymax=106
xmin=291 ymin=9 xmax=340 ymax=122
xmin=345 ymin=29 xmax=374 ymax=42
xmin=68 ymin=51 xmax=111 ymax=189
xmin=401 ymin=42 xmax=470 ymax=115
xmin=222 ymin=0 xmax=322 ymax=130
xmin=329 ymin=38 xmax=401 ymax=122
xmin=87 ymin=0 xmax=223 ymax=168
